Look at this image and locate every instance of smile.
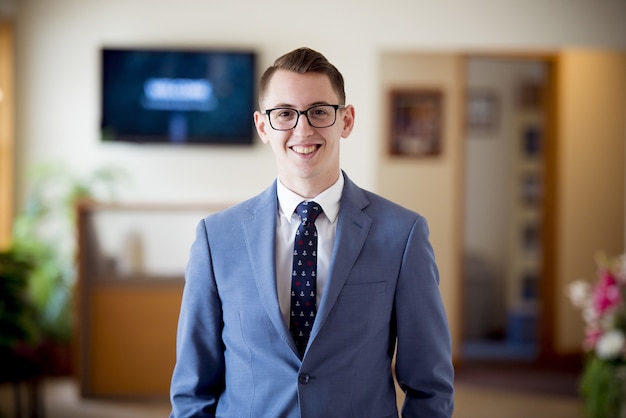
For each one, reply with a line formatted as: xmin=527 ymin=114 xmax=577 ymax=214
xmin=291 ymin=145 xmax=320 ymax=155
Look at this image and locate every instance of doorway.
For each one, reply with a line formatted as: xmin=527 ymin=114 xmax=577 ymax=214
xmin=461 ymin=56 xmax=552 ymax=363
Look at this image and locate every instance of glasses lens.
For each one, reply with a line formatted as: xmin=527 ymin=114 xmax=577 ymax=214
xmin=306 ymin=105 xmax=337 ymax=128
xmin=268 ymin=108 xmax=298 ymax=130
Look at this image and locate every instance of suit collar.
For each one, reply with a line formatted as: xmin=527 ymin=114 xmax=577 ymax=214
xmin=276 ymin=174 xmax=344 ymax=224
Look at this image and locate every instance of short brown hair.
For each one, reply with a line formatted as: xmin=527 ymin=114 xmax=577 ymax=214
xmin=258 ymin=47 xmax=346 ymax=108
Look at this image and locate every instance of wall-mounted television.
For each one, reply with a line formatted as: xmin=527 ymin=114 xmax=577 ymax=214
xmin=100 ymin=48 xmax=256 ymax=145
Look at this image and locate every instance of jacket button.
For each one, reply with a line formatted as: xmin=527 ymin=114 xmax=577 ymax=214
xmin=298 ymin=373 xmax=311 ymax=384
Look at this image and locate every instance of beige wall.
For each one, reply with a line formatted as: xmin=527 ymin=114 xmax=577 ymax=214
xmin=555 ymin=50 xmax=626 ymax=351
xmin=377 ymin=53 xmax=464 ymax=358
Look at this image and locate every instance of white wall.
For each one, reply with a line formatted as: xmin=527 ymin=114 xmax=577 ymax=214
xmin=11 ymin=0 xmax=626 ymax=206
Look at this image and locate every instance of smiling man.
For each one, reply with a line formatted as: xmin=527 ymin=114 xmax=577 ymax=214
xmin=169 ymin=47 xmax=454 ymax=418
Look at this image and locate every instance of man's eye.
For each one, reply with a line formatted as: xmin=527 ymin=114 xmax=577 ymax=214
xmin=275 ymin=109 xmax=296 ymax=118
xmin=309 ymin=106 xmax=334 ymax=119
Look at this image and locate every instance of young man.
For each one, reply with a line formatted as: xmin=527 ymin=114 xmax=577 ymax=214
xmin=170 ymin=47 xmax=454 ymax=417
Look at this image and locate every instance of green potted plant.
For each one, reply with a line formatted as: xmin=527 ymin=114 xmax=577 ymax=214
xmin=0 ymin=250 xmax=39 ymax=350
xmin=0 ymin=249 xmax=43 ymax=385
xmin=10 ymin=164 xmax=126 ymax=374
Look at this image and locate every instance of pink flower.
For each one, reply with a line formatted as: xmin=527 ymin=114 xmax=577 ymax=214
xmin=568 ymin=253 xmax=626 ymax=358
xmin=592 ymin=269 xmax=622 ymax=315
xmin=583 ymin=327 xmax=602 ymax=351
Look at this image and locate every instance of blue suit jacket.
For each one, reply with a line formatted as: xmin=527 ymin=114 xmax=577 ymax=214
xmin=170 ymin=173 xmax=454 ymax=417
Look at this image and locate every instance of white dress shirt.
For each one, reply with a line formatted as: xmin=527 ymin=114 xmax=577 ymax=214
xmin=275 ymin=174 xmax=343 ymax=327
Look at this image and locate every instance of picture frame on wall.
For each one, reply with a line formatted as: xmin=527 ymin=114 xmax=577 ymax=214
xmin=388 ymin=89 xmax=443 ymax=157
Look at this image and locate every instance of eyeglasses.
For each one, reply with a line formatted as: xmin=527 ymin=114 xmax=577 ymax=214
xmin=262 ymin=104 xmax=345 ymax=131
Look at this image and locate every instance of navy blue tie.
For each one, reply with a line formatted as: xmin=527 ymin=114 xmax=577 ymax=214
xmin=290 ymin=201 xmax=323 ymax=357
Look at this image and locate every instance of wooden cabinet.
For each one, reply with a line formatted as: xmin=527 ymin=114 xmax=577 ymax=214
xmin=75 ymin=201 xmax=226 ymax=398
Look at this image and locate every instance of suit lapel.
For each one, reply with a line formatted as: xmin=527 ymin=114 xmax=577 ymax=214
xmin=310 ymin=175 xmax=372 ymax=342
xmin=241 ymin=183 xmax=298 ymax=354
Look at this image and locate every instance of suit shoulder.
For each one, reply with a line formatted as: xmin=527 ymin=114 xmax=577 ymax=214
xmin=361 ymin=189 xmax=423 ymax=222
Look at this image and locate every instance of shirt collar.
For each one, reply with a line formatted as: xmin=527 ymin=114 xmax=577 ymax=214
xmin=277 ymin=173 xmax=344 ymax=224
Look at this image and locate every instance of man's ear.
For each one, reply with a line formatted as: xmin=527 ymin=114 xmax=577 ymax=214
xmin=340 ymin=105 xmax=356 ymax=139
xmin=254 ymin=111 xmax=270 ymax=144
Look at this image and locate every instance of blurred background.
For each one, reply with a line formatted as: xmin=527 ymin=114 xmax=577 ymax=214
xmin=0 ymin=0 xmax=624 ymax=417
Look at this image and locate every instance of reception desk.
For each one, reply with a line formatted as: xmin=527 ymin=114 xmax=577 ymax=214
xmin=75 ymin=201 xmax=226 ymax=398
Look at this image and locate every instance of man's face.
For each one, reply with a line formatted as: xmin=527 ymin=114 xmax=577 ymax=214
xmin=254 ymin=69 xmax=355 ymax=197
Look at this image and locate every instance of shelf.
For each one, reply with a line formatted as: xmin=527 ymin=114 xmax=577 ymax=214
xmin=90 ymin=275 xmax=184 ymax=285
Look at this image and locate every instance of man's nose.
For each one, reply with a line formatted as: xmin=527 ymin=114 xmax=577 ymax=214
xmin=293 ymin=113 xmax=314 ymax=134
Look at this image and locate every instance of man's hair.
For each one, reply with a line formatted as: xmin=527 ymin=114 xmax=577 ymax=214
xmin=258 ymin=47 xmax=346 ymax=108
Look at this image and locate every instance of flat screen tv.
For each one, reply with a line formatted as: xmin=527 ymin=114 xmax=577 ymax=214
xmin=100 ymin=48 xmax=256 ymax=145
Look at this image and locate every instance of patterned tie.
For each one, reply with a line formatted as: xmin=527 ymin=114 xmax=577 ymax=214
xmin=290 ymin=201 xmax=323 ymax=357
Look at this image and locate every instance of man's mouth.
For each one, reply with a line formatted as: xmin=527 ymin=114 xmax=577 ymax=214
xmin=291 ymin=145 xmax=320 ymax=155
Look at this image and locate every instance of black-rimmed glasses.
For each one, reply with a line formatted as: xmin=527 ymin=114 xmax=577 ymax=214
xmin=262 ymin=104 xmax=345 ymax=131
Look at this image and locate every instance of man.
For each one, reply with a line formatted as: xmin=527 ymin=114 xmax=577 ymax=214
xmin=170 ymin=47 xmax=454 ymax=417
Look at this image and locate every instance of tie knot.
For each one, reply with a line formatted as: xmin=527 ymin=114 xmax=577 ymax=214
xmin=295 ymin=201 xmax=323 ymax=224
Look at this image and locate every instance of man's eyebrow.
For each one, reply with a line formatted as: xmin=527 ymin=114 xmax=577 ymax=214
xmin=269 ymin=101 xmax=332 ymax=109
xmin=308 ymin=101 xmax=332 ymax=107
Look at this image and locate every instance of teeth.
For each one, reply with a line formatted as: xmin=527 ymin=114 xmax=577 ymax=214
xmin=292 ymin=145 xmax=317 ymax=155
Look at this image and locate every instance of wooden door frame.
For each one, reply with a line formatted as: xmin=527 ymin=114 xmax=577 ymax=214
xmin=537 ymin=55 xmax=561 ymax=363
xmin=0 ymin=20 xmax=14 ymax=250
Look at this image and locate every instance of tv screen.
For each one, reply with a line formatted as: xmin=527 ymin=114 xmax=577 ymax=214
xmin=100 ymin=48 xmax=256 ymax=145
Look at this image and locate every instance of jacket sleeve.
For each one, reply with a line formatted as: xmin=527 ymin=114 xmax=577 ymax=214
xmin=170 ymin=219 xmax=225 ymax=417
xmin=395 ymin=216 xmax=455 ymax=417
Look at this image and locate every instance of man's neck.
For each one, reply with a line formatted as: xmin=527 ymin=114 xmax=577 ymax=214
xmin=279 ymin=171 xmax=341 ymax=199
